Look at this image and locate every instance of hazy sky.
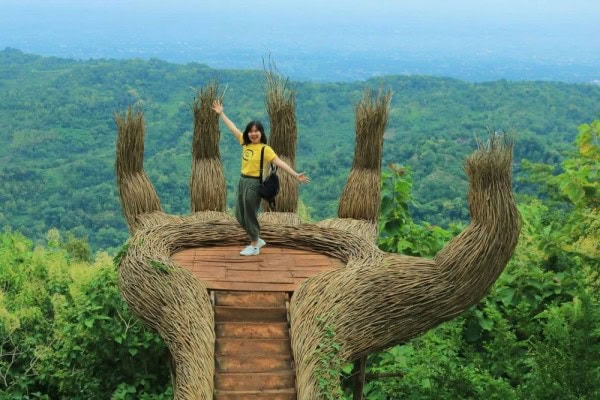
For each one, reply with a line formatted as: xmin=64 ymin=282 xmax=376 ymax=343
xmin=1 ymin=0 xmax=598 ymax=80
xmin=3 ymin=0 xmax=598 ymax=21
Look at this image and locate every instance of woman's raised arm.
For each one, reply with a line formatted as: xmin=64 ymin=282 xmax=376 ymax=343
xmin=211 ymin=100 xmax=243 ymax=142
xmin=272 ymin=157 xmax=310 ymax=184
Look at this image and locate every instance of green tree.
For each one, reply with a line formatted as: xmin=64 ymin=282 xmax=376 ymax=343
xmin=0 ymin=230 xmax=171 ymax=399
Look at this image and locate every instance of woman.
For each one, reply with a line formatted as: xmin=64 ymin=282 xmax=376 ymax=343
xmin=211 ymin=100 xmax=310 ymax=256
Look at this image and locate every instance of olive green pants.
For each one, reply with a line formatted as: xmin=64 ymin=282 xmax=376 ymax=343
xmin=236 ymin=176 xmax=262 ymax=241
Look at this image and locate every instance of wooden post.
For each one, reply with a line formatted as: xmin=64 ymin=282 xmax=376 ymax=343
xmin=353 ymin=356 xmax=367 ymax=400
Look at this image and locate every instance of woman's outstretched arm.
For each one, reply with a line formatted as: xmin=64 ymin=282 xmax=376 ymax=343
xmin=272 ymin=157 xmax=310 ymax=183
xmin=211 ymin=100 xmax=243 ymax=142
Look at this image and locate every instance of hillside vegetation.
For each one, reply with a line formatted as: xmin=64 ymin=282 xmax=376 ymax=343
xmin=1 ymin=48 xmax=599 ymax=250
xmin=1 ymin=120 xmax=598 ymax=398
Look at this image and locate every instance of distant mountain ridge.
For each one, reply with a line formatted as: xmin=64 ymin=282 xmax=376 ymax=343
xmin=1 ymin=48 xmax=599 ymax=249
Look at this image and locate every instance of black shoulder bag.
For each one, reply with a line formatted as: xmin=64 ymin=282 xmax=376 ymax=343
xmin=258 ymin=146 xmax=279 ymax=208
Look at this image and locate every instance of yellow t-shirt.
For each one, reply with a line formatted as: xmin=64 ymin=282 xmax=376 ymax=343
xmin=239 ymin=139 xmax=277 ymax=177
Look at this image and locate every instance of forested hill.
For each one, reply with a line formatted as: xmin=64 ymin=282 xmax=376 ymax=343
xmin=1 ymin=48 xmax=599 ymax=250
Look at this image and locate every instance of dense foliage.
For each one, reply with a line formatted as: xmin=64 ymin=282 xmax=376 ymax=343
xmin=0 ymin=229 xmax=171 ymax=399
xmin=1 ymin=123 xmax=597 ymax=399
xmin=1 ymin=48 xmax=600 ymax=250
xmin=1 ymin=47 xmax=598 ymax=398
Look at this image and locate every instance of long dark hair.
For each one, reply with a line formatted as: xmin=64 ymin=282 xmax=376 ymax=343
xmin=242 ymin=121 xmax=267 ymax=145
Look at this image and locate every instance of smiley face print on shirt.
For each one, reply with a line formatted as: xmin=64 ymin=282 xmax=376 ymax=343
xmin=242 ymin=148 xmax=254 ymax=161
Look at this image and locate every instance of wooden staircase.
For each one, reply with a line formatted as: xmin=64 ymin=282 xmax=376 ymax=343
xmin=171 ymin=245 xmax=345 ymax=399
xmin=213 ymin=291 xmax=296 ymax=400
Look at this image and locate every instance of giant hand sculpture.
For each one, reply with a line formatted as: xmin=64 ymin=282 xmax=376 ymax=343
xmin=114 ymin=79 xmax=520 ymax=400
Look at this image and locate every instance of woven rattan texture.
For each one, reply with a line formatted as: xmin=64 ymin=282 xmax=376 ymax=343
xmin=114 ymin=82 xmax=520 ymax=399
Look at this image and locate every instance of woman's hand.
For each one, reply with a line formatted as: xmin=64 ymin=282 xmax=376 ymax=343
xmin=272 ymin=158 xmax=311 ymax=183
xmin=296 ymin=173 xmax=310 ymax=184
xmin=212 ymin=100 xmax=243 ymax=140
xmin=211 ymin=100 xmax=223 ymax=115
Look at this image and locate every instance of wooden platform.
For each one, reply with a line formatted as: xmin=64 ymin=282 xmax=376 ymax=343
xmin=172 ymin=245 xmax=345 ymax=292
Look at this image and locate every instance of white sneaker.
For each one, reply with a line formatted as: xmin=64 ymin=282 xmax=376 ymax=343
xmin=240 ymin=246 xmax=260 ymax=256
xmin=257 ymin=238 xmax=267 ymax=249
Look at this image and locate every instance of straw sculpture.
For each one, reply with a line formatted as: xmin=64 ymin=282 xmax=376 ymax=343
xmin=114 ymin=78 xmax=520 ymax=399
xmin=114 ymin=108 xmax=162 ymax=232
xmin=290 ymin=135 xmax=520 ymax=398
xmin=190 ymin=82 xmax=227 ymax=212
xmin=263 ymin=65 xmax=298 ymax=215
xmin=338 ymin=89 xmax=392 ymax=222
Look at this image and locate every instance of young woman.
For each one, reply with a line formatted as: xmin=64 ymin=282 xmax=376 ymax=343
xmin=211 ymin=100 xmax=310 ymax=256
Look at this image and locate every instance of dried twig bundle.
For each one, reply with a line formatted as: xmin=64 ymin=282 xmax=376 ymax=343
xmin=265 ymin=62 xmax=297 ymax=159
xmin=114 ymin=108 xmax=162 ymax=231
xmin=264 ymin=61 xmax=299 ymax=212
xmin=192 ymin=82 xmax=221 ymax=160
xmin=190 ymin=81 xmax=227 ymax=212
xmin=337 ymin=168 xmax=382 ymax=222
xmin=338 ymin=88 xmax=392 ymax=221
xmin=353 ymin=88 xmax=392 ymax=170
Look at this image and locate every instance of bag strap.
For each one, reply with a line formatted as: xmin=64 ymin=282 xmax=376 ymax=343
xmin=259 ymin=145 xmax=277 ymax=184
xmin=259 ymin=146 xmax=265 ymax=183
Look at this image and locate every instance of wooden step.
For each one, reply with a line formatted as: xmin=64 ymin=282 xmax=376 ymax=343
xmin=215 ymin=389 xmax=296 ymax=400
xmin=216 ymin=338 xmax=291 ymax=356
xmin=212 ymin=290 xmax=296 ymax=398
xmin=216 ymin=322 xmax=289 ymax=339
xmin=214 ymin=306 xmax=287 ymax=322
xmin=214 ymin=291 xmax=288 ymax=307
xmin=216 ymin=355 xmax=292 ymax=373
xmin=215 ymin=371 xmax=295 ymax=391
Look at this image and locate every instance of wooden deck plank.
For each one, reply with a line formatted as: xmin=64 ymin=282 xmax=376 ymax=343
xmin=190 ymin=268 xmax=227 ymax=279
xmin=208 ymin=281 xmax=298 ymax=292
xmin=226 ymin=271 xmax=294 ymax=284
xmin=196 ymin=258 xmax=257 ymax=264
xmin=171 ymin=245 xmax=344 ymax=292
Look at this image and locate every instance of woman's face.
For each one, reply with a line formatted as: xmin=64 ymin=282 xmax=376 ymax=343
xmin=248 ymin=125 xmax=262 ymax=144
